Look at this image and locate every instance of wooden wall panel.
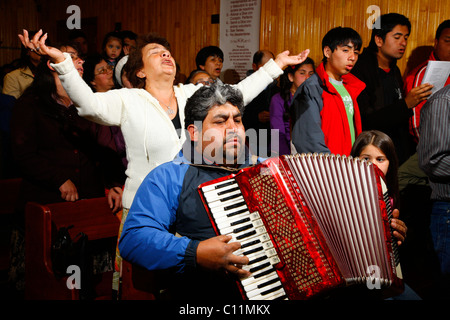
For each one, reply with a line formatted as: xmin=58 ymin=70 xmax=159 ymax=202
xmin=0 ymin=0 xmax=40 ymax=68
xmin=1 ymin=0 xmax=448 ymax=79
xmin=259 ymin=0 xmax=450 ymax=77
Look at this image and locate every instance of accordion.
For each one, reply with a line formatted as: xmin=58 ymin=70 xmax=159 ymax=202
xmin=198 ymin=153 xmax=404 ymax=300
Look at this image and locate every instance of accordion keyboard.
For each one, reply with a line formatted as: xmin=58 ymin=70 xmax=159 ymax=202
xmin=201 ymin=178 xmax=288 ymax=300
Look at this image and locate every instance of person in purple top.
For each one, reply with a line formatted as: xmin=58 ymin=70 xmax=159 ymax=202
xmin=269 ymin=58 xmax=315 ymax=155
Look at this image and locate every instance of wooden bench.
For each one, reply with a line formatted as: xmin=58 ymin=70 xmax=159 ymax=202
xmin=25 ymin=197 xmax=120 ymax=300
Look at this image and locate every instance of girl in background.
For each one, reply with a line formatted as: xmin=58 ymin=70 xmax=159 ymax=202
xmin=350 ymin=130 xmax=421 ymax=300
xmin=101 ymin=32 xmax=123 ymax=67
xmin=269 ymin=58 xmax=315 ymax=155
xmin=350 ymin=130 xmax=399 ymax=209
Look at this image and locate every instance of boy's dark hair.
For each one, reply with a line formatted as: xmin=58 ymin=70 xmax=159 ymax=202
xmin=436 ymin=19 xmax=450 ymax=40
xmin=322 ymin=27 xmax=362 ymax=62
xmin=368 ymin=13 xmax=411 ymax=50
xmin=195 ymin=46 xmax=224 ymax=69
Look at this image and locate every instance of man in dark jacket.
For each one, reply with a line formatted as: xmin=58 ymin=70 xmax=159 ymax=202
xmin=119 ymin=83 xmax=259 ymax=300
xmin=351 ymin=13 xmax=433 ymax=165
xmin=119 ymin=82 xmax=408 ymax=301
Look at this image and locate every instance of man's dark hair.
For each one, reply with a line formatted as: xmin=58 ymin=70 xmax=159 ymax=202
xmin=436 ymin=19 xmax=450 ymax=40
xmin=184 ymin=82 xmax=244 ymax=130
xmin=322 ymin=27 xmax=362 ymax=62
xmin=368 ymin=13 xmax=411 ymax=50
xmin=121 ymin=30 xmax=138 ymax=41
xmin=195 ymin=46 xmax=224 ymax=69
xmin=252 ymin=50 xmax=274 ymax=65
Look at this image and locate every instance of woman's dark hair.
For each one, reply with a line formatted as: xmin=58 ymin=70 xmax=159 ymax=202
xmin=280 ymin=58 xmax=315 ymax=122
xmin=195 ymin=46 xmax=224 ymax=69
xmin=322 ymin=27 xmax=362 ymax=63
xmin=350 ymin=130 xmax=400 ymax=208
xmin=368 ymin=13 xmax=411 ymax=50
xmin=82 ymin=54 xmax=109 ymax=91
xmin=124 ymin=32 xmax=171 ymax=89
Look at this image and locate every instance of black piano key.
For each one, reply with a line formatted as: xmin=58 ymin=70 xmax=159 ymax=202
xmin=214 ymin=180 xmax=235 ymax=190
xmin=220 ymin=193 xmax=241 ymax=202
xmin=260 ymin=284 xmax=283 ymax=296
xmin=230 ymin=217 xmax=250 ymax=226
xmin=249 ymin=261 xmax=271 ymax=273
xmin=257 ymin=277 xmax=279 ymax=289
xmin=224 ymin=201 xmax=246 ymax=211
xmin=226 ymin=208 xmax=248 ymax=218
xmin=248 ymin=255 xmax=267 ymax=265
xmin=233 ymin=223 xmax=253 ymax=234
xmin=253 ymin=267 xmax=275 ymax=279
xmin=217 ymin=186 xmax=240 ymax=196
xmin=236 ymin=230 xmax=256 ymax=240
xmin=241 ymin=239 xmax=260 ymax=249
xmin=243 ymin=246 xmax=263 ymax=256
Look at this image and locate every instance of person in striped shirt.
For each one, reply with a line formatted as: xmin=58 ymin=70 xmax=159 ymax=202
xmin=418 ymin=85 xmax=450 ymax=279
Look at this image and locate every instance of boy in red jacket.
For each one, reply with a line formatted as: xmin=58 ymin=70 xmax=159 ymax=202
xmin=291 ymin=27 xmax=365 ymax=156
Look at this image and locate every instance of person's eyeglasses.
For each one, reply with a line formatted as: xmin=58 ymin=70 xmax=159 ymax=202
xmin=195 ymin=79 xmax=215 ymax=86
xmin=95 ymin=65 xmax=114 ymax=75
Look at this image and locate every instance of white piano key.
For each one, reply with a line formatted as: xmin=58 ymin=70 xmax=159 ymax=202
xmin=249 ymin=287 xmax=287 ymax=300
xmin=214 ymin=207 xmax=249 ymax=221
xmin=246 ymin=281 xmax=284 ymax=300
xmin=243 ymin=273 xmax=279 ymax=295
xmin=205 ymin=189 xmax=242 ymax=205
xmin=220 ymin=217 xmax=266 ymax=236
xmin=216 ymin=211 xmax=251 ymax=230
xmin=243 ymin=257 xmax=271 ymax=272
xmin=208 ymin=195 xmax=245 ymax=209
xmin=210 ymin=201 xmax=247 ymax=216
xmin=202 ymin=181 xmax=239 ymax=195
xmin=204 ymin=187 xmax=241 ymax=202
xmin=241 ymin=265 xmax=276 ymax=286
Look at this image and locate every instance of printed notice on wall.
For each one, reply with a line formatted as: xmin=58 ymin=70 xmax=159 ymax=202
xmin=220 ymin=0 xmax=261 ymax=83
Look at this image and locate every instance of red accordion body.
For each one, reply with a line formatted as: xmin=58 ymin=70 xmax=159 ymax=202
xmin=198 ymin=153 xmax=404 ymax=300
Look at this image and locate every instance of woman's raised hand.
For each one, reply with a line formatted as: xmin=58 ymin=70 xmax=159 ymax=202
xmin=18 ymin=29 xmax=66 ymax=64
xmin=274 ymin=49 xmax=310 ymax=69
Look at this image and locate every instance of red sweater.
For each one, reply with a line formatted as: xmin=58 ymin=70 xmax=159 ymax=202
xmin=404 ymin=52 xmax=450 ymax=143
xmin=317 ymin=62 xmax=365 ymax=155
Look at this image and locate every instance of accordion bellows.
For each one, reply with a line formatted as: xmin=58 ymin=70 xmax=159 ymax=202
xmin=198 ymin=153 xmax=404 ymax=300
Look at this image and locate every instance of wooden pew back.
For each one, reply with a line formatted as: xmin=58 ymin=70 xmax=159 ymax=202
xmin=25 ymin=197 xmax=120 ymax=300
